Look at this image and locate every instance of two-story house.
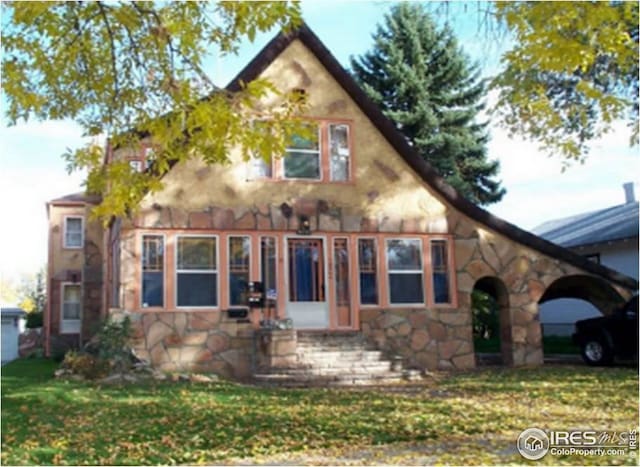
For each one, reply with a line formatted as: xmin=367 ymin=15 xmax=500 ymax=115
xmin=45 ymin=24 xmax=637 ymax=381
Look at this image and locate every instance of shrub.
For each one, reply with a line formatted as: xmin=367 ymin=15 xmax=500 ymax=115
xmin=25 ymin=311 xmax=43 ymax=329
xmin=95 ymin=316 xmax=133 ymax=374
xmin=62 ymin=350 xmax=109 ymax=380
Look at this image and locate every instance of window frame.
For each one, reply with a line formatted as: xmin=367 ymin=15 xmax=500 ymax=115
xmin=430 ymin=238 xmax=452 ymax=306
xmin=259 ymin=235 xmax=279 ymax=302
xmin=328 ymin=123 xmax=351 ymax=182
xmin=60 ymin=282 xmax=81 ymax=334
xmin=357 ymin=237 xmax=380 ymax=306
xmin=247 ymin=120 xmax=354 ymax=183
xmin=140 ymin=233 xmax=166 ymax=309
xmin=283 ymin=124 xmax=322 ymax=181
xmin=385 ymin=237 xmax=426 ymax=306
xmin=228 ymin=235 xmax=251 ymax=307
xmin=63 ymin=216 xmax=84 ymax=249
xmin=174 ymin=234 xmax=219 ymax=309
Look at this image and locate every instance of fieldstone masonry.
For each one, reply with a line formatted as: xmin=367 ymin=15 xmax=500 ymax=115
xmin=127 ymin=311 xmax=254 ymax=379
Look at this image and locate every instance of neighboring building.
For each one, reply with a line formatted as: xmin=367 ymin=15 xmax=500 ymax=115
xmin=535 ymin=183 xmax=639 ymax=335
xmin=1 ymin=307 xmax=26 ymax=363
xmin=45 ymin=24 xmax=637 ymax=379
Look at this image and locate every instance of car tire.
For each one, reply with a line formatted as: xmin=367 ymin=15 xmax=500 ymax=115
xmin=581 ymin=337 xmax=613 ymax=366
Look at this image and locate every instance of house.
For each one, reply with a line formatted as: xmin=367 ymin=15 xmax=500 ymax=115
xmin=1 ymin=307 xmax=26 ymax=363
xmin=534 ymin=183 xmax=639 ymax=336
xmin=45 ymin=24 xmax=638 ymax=379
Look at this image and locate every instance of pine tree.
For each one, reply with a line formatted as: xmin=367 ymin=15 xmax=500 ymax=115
xmin=350 ymin=3 xmax=505 ymax=205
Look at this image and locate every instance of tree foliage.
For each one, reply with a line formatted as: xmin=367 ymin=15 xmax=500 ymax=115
xmin=492 ymin=1 xmax=639 ymax=163
xmin=2 ymin=1 xmax=305 ymax=221
xmin=350 ymin=3 xmax=505 ymax=205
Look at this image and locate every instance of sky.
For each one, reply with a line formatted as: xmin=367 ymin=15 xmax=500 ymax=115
xmin=1 ymin=0 xmax=638 ymax=290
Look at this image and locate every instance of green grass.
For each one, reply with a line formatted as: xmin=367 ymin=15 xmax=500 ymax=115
xmin=474 ymin=336 xmax=580 ymax=354
xmin=2 ymin=358 xmax=638 ymax=465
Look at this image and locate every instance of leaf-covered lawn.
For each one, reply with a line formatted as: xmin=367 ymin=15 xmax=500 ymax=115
xmin=2 ymin=359 xmax=638 ymax=465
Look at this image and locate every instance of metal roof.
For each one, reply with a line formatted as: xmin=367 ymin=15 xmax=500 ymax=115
xmin=533 ymin=201 xmax=639 ymax=248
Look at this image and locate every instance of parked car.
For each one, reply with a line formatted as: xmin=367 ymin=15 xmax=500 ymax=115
xmin=572 ymin=296 xmax=638 ymax=365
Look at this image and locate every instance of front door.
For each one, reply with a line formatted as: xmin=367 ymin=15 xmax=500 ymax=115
xmin=286 ymin=238 xmax=329 ymax=329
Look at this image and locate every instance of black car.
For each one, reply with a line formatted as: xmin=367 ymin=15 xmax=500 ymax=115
xmin=572 ymin=295 xmax=638 ymax=365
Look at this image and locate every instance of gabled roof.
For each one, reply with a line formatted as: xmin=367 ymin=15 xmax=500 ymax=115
xmin=48 ymin=192 xmax=101 ymax=206
xmin=227 ymin=23 xmax=638 ymax=291
xmin=533 ymin=201 xmax=639 ymax=248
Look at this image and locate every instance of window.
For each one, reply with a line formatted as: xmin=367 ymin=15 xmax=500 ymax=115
xmin=431 ymin=240 xmax=451 ymax=304
xmin=64 ymin=217 xmax=83 ymax=248
xmin=61 ymin=283 xmax=81 ymax=333
xmin=284 ymin=126 xmax=321 ymax=180
xmin=358 ymin=239 xmax=378 ymax=305
xmin=386 ymin=239 xmax=424 ymax=304
xmin=249 ymin=157 xmax=272 ymax=179
xmin=229 ymin=236 xmax=250 ymax=306
xmin=261 ymin=237 xmax=277 ymax=300
xmin=176 ymin=236 xmax=217 ymax=307
xmin=129 ymin=160 xmax=143 ymax=172
xmin=142 ymin=235 xmax=164 ymax=307
xmin=329 ymin=124 xmax=350 ymax=181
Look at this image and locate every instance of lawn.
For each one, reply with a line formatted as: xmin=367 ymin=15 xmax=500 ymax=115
xmin=1 ymin=358 xmax=638 ymax=465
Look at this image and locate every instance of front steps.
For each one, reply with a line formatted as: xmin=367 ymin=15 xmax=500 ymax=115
xmin=253 ymin=331 xmax=414 ymax=387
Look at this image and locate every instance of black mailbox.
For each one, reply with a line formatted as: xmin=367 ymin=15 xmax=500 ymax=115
xmin=248 ymin=281 xmax=264 ymax=308
xmin=227 ymin=308 xmax=248 ymax=319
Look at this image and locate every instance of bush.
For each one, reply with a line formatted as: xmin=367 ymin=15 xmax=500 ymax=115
xmin=62 ymin=351 xmax=109 ymax=380
xmin=25 ymin=311 xmax=43 ymax=329
xmin=95 ymin=316 xmax=133 ymax=374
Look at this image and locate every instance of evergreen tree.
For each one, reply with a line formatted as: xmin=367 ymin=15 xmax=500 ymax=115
xmin=350 ymin=3 xmax=505 ymax=205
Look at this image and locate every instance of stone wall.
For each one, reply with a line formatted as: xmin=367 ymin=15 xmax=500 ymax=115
xmin=254 ymin=329 xmax=298 ymax=371
xmin=128 ymin=311 xmax=254 ymax=379
xmin=360 ymin=308 xmax=474 ymax=370
xmin=133 ymin=198 xmax=448 ymax=235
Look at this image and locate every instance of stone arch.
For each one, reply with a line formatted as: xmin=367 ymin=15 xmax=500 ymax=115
xmin=473 ymin=276 xmax=513 ymax=365
xmin=539 ymin=274 xmax=628 ymax=315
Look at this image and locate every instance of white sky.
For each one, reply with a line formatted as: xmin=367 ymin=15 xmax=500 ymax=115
xmin=0 ymin=0 xmax=638 ymax=288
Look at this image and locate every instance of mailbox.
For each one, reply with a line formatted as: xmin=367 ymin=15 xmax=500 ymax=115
xmin=247 ymin=281 xmax=264 ymax=308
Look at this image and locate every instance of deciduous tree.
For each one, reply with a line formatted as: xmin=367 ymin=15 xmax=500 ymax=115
xmin=2 ymin=1 xmax=304 ymax=221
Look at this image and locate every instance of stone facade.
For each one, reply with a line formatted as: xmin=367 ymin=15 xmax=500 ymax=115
xmin=128 ymin=311 xmax=254 ymax=379
xmin=361 ymin=308 xmax=474 ymax=370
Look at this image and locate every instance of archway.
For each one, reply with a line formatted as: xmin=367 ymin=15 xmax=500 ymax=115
xmin=472 ymin=276 xmax=512 ymax=365
xmin=538 ymin=275 xmax=628 ymax=359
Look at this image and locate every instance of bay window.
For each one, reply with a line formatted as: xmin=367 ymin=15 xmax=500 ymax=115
xmin=176 ymin=236 xmax=217 ymax=307
xmin=386 ymin=239 xmax=424 ymax=304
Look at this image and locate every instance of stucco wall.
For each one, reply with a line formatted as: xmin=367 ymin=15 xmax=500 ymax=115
xmin=109 ymin=37 xmax=635 ymax=374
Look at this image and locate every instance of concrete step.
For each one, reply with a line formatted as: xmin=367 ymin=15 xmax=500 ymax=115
xmin=253 ymin=371 xmax=406 ymax=388
xmin=267 ymin=362 xmax=393 ymax=375
xmin=296 ymin=350 xmax=385 ymax=362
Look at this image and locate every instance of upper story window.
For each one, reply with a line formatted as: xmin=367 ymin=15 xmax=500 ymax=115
xmin=284 ymin=126 xmax=321 ymax=180
xmin=248 ymin=120 xmax=352 ymax=182
xmin=329 ymin=124 xmax=350 ymax=181
xmin=64 ymin=217 xmax=84 ymax=249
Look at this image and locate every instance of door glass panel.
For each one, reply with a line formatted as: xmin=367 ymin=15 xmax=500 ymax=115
xmin=288 ymin=239 xmax=324 ymax=302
